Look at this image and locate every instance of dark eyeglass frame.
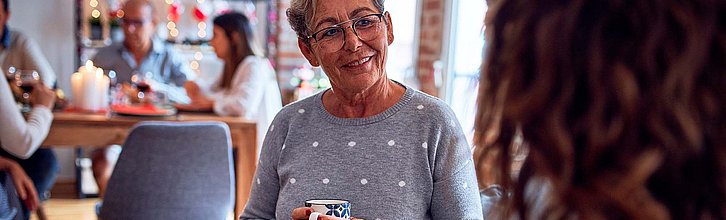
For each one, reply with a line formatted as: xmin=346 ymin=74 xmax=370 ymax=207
xmin=120 ymin=18 xmax=150 ymax=26
xmin=304 ymin=12 xmax=387 ymax=43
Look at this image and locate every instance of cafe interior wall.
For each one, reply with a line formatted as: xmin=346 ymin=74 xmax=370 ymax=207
xmin=8 ymin=0 xmax=78 ymax=180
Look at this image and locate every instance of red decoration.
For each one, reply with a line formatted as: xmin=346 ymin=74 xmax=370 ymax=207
xmin=192 ymin=6 xmax=208 ymax=22
xmin=168 ymin=3 xmax=181 ymax=22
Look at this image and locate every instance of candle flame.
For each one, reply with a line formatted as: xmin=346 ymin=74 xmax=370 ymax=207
xmin=85 ymin=60 xmax=94 ymax=70
xmin=96 ymin=68 xmax=103 ymax=78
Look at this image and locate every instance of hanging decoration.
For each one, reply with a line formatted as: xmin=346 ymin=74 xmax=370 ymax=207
xmin=166 ymin=1 xmax=181 ymax=41
xmin=192 ymin=2 xmax=209 ymax=39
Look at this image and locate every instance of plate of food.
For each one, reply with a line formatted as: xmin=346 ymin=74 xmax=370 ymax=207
xmin=111 ymin=104 xmax=176 ymax=117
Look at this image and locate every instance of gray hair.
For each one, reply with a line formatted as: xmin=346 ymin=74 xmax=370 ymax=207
xmin=286 ymin=0 xmax=385 ymax=44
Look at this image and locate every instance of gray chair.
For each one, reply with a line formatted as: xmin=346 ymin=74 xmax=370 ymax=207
xmin=99 ymin=121 xmax=235 ymax=220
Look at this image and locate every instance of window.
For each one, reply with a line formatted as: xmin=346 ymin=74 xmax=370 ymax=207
xmin=443 ymin=0 xmax=487 ymax=145
xmin=386 ymin=0 xmax=419 ymax=83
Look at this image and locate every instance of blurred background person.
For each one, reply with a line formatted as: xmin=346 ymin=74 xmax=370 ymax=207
xmin=0 ymin=0 xmax=56 ymax=87
xmin=90 ymin=0 xmax=192 ymax=197
xmin=0 ymin=0 xmax=59 ymax=214
xmin=474 ymin=0 xmax=726 ymax=219
xmin=1 ymin=69 xmax=54 ymax=219
xmin=177 ymin=12 xmax=281 ymax=152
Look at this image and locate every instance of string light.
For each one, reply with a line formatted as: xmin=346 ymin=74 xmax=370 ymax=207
xmin=170 ymin=28 xmax=179 ymax=37
xmin=89 ymin=0 xmax=98 ymax=7
xmin=91 ymin=9 xmax=101 ymax=18
xmin=190 ymin=61 xmax=199 ymax=70
xmin=194 ymin=52 xmax=204 ymax=60
xmin=167 ymin=21 xmax=176 ymax=30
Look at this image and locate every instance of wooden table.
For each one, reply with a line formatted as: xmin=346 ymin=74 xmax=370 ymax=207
xmin=42 ymin=112 xmax=257 ymax=219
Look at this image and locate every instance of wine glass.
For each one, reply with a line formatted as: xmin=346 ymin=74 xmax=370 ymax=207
xmin=131 ymin=71 xmax=153 ymax=102
xmin=5 ymin=66 xmax=16 ymax=83
xmin=14 ymin=70 xmax=40 ymax=112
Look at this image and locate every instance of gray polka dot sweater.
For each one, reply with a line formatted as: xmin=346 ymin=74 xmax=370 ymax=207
xmin=241 ymin=85 xmax=484 ymax=219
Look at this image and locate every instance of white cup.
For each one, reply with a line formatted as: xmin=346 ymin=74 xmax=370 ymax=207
xmin=305 ymin=199 xmax=350 ymax=220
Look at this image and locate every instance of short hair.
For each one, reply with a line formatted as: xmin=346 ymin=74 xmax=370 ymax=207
xmin=122 ymin=0 xmax=157 ymax=22
xmin=286 ymin=0 xmax=385 ymax=44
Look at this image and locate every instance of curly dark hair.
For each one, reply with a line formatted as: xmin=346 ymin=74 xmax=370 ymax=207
xmin=475 ymin=0 xmax=726 ymax=219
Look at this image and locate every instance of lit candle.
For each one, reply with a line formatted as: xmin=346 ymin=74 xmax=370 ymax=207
xmin=71 ymin=60 xmax=109 ymax=111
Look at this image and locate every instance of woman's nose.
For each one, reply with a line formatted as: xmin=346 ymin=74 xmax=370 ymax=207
xmin=342 ymin=26 xmax=363 ymax=51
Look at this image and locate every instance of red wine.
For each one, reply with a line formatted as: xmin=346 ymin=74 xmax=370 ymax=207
xmin=136 ymin=83 xmax=151 ymax=92
xmin=19 ymin=83 xmax=34 ymax=93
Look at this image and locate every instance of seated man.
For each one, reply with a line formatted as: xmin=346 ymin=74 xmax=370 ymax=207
xmin=0 ymin=0 xmax=59 ymax=213
xmin=90 ymin=0 xmax=192 ymax=197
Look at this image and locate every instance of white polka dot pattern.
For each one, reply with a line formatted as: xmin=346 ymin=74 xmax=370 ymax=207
xmin=312 ymin=141 xmax=319 ymax=147
xmin=348 ymin=141 xmax=356 ymax=147
xmin=290 ymin=178 xmax=296 ymax=184
xmin=361 ymin=179 xmax=368 ymax=185
xmin=323 ymin=178 xmax=329 ymax=184
xmin=398 ymin=181 xmax=406 ymax=187
xmin=298 ymin=109 xmax=305 ymax=114
xmin=388 ymin=140 xmax=395 ymax=146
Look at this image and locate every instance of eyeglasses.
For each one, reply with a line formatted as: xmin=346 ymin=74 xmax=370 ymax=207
xmin=120 ymin=18 xmax=149 ymax=27
xmin=305 ymin=12 xmax=386 ymax=52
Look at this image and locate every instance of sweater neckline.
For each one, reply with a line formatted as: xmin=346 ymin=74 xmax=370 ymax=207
xmin=315 ymin=81 xmax=414 ymax=126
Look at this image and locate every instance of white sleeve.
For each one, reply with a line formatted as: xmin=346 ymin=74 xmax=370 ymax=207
xmin=211 ymin=57 xmax=268 ymax=118
xmin=0 ymin=73 xmax=53 ymax=159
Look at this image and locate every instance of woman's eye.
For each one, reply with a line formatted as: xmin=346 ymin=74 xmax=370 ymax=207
xmin=356 ymin=19 xmax=373 ymax=27
xmin=322 ymin=28 xmax=341 ymax=37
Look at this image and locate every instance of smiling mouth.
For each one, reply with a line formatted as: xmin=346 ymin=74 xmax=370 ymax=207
xmin=343 ymin=56 xmax=373 ymax=68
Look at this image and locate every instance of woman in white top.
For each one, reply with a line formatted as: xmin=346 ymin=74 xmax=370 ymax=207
xmin=0 ymin=71 xmax=54 ymax=216
xmin=178 ymin=12 xmax=282 ymax=150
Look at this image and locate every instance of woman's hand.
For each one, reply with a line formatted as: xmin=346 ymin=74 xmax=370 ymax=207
xmin=184 ymin=81 xmax=202 ymax=101
xmin=30 ymin=83 xmax=55 ymax=109
xmin=291 ymin=207 xmax=359 ymax=220
xmin=177 ymin=81 xmax=214 ymax=111
xmin=0 ymin=157 xmax=39 ymax=211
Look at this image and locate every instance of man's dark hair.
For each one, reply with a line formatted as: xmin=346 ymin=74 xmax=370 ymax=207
xmin=1 ymin=0 xmax=7 ymax=13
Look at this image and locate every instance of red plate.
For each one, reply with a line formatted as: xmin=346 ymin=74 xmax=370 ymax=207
xmin=111 ymin=104 xmax=176 ymax=117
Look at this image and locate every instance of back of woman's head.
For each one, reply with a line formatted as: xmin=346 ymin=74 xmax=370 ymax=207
xmin=475 ymin=0 xmax=726 ymax=219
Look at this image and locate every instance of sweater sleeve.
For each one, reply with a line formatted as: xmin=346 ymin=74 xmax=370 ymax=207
xmin=0 ymin=73 xmax=54 ymax=159
xmin=430 ymin=107 xmax=484 ymax=219
xmin=14 ymin=31 xmax=57 ymax=87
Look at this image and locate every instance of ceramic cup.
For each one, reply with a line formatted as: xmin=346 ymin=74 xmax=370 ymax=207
xmin=305 ymin=199 xmax=351 ymax=220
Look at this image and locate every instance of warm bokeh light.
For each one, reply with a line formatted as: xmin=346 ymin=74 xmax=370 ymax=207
xmin=194 ymin=52 xmax=203 ymax=60
xmin=198 ymin=22 xmax=206 ymax=30
xmin=91 ymin=9 xmax=101 ymax=18
xmin=89 ymin=0 xmax=98 ymax=8
xmin=167 ymin=21 xmax=176 ymax=29
xmin=170 ymin=28 xmax=179 ymax=37
xmin=190 ymin=61 xmax=199 ymax=70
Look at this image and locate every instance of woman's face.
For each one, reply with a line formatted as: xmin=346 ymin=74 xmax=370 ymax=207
xmin=299 ymin=0 xmax=394 ymax=93
xmin=210 ymin=26 xmax=231 ymax=60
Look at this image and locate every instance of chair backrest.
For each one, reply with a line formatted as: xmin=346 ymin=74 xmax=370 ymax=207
xmin=100 ymin=121 xmax=235 ymax=220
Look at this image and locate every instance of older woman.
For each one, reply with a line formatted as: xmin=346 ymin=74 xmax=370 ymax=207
xmin=241 ymin=0 xmax=482 ymax=219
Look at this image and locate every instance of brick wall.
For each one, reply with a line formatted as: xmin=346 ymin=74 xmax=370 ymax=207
xmin=416 ymin=0 xmax=446 ymax=97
